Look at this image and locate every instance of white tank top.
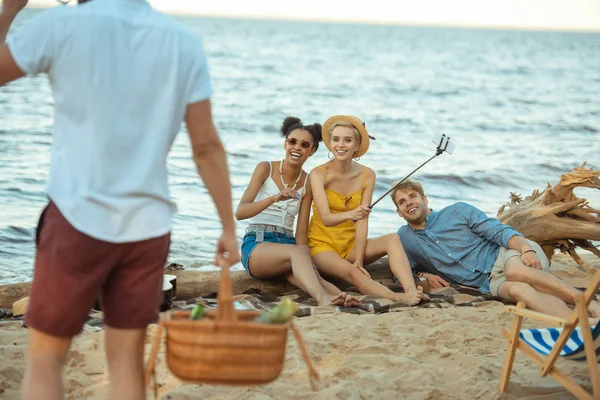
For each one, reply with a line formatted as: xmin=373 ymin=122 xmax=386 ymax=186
xmin=248 ymin=162 xmax=309 ymax=231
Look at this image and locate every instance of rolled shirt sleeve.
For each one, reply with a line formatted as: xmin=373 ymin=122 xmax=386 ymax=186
xmin=6 ymin=9 xmax=58 ymax=76
xmin=459 ymin=202 xmax=523 ymax=248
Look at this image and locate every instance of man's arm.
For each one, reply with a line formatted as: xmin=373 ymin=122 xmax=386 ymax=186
xmin=459 ymin=202 xmax=523 ymax=247
xmin=185 ymin=99 xmax=239 ymax=266
xmin=460 ymin=202 xmax=542 ymax=270
xmin=0 ymin=1 xmax=28 ymax=85
xmin=506 ymin=234 xmax=543 ymax=270
xmin=0 ymin=0 xmax=27 ymax=42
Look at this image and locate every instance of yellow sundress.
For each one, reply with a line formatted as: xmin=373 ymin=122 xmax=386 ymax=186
xmin=308 ymin=166 xmax=366 ymax=259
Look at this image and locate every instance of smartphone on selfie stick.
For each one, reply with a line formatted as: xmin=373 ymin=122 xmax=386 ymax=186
xmin=369 ymin=133 xmax=455 ymax=209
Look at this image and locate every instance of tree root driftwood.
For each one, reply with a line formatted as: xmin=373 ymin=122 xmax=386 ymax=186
xmin=497 ymin=162 xmax=600 ymax=272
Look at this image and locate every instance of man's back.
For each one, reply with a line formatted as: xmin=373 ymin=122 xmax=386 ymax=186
xmin=1 ymin=2 xmax=239 ymax=396
xmin=7 ymin=0 xmax=211 ymax=242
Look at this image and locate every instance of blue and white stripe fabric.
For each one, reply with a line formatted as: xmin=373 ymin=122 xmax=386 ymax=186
xmin=519 ymin=323 xmax=600 ymax=362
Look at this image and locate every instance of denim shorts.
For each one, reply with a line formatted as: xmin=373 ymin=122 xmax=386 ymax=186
xmin=241 ymin=232 xmax=296 ymax=278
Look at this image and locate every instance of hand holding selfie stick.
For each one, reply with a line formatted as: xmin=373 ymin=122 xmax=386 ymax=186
xmin=369 ymin=134 xmax=455 ymax=209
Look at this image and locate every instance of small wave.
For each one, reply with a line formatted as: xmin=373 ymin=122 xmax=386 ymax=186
xmin=497 ymin=66 xmax=531 ymax=76
xmin=0 ymin=225 xmax=34 ymax=243
xmin=227 ymin=152 xmax=251 ymax=158
xmin=428 ymin=88 xmax=462 ymax=97
xmin=373 ymin=173 xmax=496 ymax=192
xmin=509 ymin=97 xmax=541 ymax=105
xmin=416 ymin=173 xmax=513 ymax=188
xmin=1 ymin=187 xmax=44 ymax=198
xmin=261 ymin=124 xmax=278 ymax=133
xmin=419 ymin=174 xmax=477 ymax=186
xmin=538 ymin=163 xmax=570 ymax=173
xmin=18 ymin=177 xmax=44 ymax=185
xmin=541 ymin=122 xmax=599 ymax=134
xmin=0 ymin=275 xmax=32 ymax=285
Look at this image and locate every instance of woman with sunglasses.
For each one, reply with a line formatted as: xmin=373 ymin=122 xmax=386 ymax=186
xmin=235 ymin=117 xmax=360 ymax=307
xmin=307 ymin=115 xmax=426 ymax=305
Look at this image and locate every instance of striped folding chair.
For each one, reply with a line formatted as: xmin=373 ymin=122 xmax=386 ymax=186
xmin=499 ymin=269 xmax=600 ymax=400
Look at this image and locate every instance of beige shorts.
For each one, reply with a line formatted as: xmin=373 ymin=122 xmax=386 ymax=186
xmin=488 ymin=239 xmax=550 ymax=296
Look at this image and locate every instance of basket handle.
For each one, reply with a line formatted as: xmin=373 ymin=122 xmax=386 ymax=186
xmin=291 ymin=323 xmax=321 ymax=391
xmin=144 ymin=319 xmax=164 ymax=399
xmin=216 ymin=260 xmax=236 ymax=321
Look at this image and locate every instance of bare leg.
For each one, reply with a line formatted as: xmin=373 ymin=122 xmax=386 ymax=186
xmin=498 ymin=281 xmax=572 ymax=318
xmin=285 ymin=273 xmax=308 ymax=292
xmin=348 ymin=233 xmax=425 ymax=298
xmin=315 ymin=271 xmax=361 ymax=307
xmin=21 ymin=328 xmax=72 ymax=400
xmin=105 ymin=327 xmax=146 ymax=400
xmin=504 ymin=258 xmax=600 ymax=317
xmin=249 ymin=243 xmax=338 ymax=306
xmin=286 ymin=272 xmax=360 ymax=307
xmin=313 ymin=251 xmax=423 ymax=305
xmin=316 ymin=271 xmax=342 ymax=295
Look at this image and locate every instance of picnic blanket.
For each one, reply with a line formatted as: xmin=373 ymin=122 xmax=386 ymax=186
xmin=1 ymin=283 xmax=504 ymax=333
xmin=169 ymin=283 xmax=505 ymax=318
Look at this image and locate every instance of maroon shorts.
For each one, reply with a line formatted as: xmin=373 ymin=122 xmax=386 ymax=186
xmin=25 ymin=202 xmax=171 ymax=337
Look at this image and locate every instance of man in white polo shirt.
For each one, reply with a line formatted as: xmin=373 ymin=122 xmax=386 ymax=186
xmin=0 ymin=0 xmax=240 ymax=398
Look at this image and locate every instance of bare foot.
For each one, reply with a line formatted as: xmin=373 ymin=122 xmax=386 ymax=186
xmin=341 ymin=292 xmax=361 ymax=307
xmin=392 ymin=287 xmax=425 ymax=306
xmin=325 ymin=292 xmax=361 ymax=307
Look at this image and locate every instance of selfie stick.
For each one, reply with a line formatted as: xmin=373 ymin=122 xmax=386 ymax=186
xmin=369 ymin=134 xmax=452 ymax=209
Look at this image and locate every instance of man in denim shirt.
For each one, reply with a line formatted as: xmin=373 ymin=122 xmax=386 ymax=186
xmin=392 ymin=180 xmax=600 ymax=319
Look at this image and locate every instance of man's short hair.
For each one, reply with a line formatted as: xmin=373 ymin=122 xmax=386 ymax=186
xmin=390 ymin=180 xmax=425 ymax=209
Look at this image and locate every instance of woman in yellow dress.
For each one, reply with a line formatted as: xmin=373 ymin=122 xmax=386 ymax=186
xmin=307 ymin=115 xmax=425 ymax=304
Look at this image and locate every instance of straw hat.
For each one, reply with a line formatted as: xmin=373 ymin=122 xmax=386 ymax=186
xmin=322 ymin=115 xmax=373 ymax=158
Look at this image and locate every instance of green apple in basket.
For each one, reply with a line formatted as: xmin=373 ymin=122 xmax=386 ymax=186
xmin=254 ymin=297 xmax=297 ymax=324
xmin=189 ymin=304 xmax=204 ymax=320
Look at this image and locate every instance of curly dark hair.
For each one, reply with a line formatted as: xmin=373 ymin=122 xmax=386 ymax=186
xmin=280 ymin=116 xmax=323 ymax=150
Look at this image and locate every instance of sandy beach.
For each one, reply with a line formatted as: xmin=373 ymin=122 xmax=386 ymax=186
xmin=1 ymin=253 xmax=598 ymax=400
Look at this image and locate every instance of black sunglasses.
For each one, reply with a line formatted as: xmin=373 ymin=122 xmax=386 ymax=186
xmin=286 ymin=138 xmax=312 ymax=149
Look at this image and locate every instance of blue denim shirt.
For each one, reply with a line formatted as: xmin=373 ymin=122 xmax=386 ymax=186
xmin=396 ymin=202 xmax=523 ymax=293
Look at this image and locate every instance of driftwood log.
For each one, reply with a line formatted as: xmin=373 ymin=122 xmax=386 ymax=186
xmin=165 ymin=258 xmax=394 ymax=301
xmin=0 ymin=259 xmax=395 ymax=308
xmin=498 ymin=162 xmax=600 ymax=270
xmin=0 ymin=282 xmax=31 ymax=310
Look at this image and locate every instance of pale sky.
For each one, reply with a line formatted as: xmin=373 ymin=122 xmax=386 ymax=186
xmin=12 ymin=0 xmax=600 ymax=31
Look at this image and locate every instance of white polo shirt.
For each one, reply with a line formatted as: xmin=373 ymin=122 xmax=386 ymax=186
xmin=7 ymin=0 xmax=212 ymax=243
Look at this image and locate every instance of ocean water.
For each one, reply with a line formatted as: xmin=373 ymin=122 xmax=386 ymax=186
xmin=1 ymin=8 xmax=599 ymax=285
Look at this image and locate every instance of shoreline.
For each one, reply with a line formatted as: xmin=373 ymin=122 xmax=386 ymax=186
xmin=3 ymin=247 xmax=600 ymax=287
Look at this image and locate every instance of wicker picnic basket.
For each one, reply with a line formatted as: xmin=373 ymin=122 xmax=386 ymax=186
xmin=144 ymin=262 xmax=320 ymax=391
